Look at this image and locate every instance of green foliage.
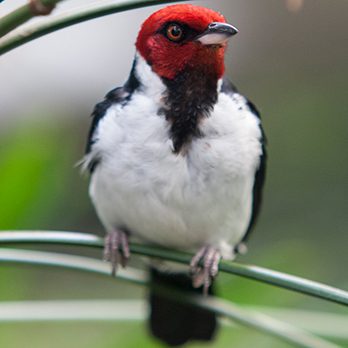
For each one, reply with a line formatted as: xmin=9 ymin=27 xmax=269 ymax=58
xmin=0 ymin=121 xmax=74 ymax=229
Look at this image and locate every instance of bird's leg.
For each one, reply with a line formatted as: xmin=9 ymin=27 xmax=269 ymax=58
xmin=190 ymin=246 xmax=221 ymax=295
xmin=103 ymin=229 xmax=130 ymax=276
xmin=190 ymin=246 xmax=208 ymax=274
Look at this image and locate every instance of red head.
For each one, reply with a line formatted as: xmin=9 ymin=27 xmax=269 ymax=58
xmin=136 ymin=4 xmax=238 ymax=80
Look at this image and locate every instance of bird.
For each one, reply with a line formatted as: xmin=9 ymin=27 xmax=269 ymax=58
xmin=82 ymin=4 xmax=266 ymax=346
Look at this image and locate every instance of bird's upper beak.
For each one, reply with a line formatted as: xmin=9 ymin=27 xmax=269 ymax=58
xmin=195 ymin=22 xmax=238 ymax=46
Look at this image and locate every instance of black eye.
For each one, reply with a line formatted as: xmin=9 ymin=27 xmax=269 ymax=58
xmin=166 ymin=24 xmax=184 ymax=42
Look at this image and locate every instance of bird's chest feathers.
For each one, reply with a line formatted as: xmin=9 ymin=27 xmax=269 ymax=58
xmin=91 ymin=89 xmax=261 ymax=250
xmin=94 ymin=90 xmax=261 ymax=202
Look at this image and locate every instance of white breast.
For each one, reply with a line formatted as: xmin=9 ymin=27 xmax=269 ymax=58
xmin=88 ymin=84 xmax=262 ymax=259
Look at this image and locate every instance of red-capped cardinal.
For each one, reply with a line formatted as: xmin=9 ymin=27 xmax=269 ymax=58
xmin=83 ymin=4 xmax=266 ymax=346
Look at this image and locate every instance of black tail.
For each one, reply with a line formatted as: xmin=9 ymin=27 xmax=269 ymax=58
xmin=149 ymin=267 xmax=217 ymax=346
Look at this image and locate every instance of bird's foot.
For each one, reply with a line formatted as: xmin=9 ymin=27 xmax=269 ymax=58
xmin=103 ymin=229 xmax=130 ymax=276
xmin=190 ymin=246 xmax=221 ymax=296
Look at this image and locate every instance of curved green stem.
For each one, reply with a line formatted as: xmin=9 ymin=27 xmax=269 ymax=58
xmin=0 ymin=0 xmax=188 ymax=55
xmin=0 ymin=231 xmax=348 ymax=307
xmin=0 ymin=246 xmax=146 ymax=285
xmin=0 ymin=247 xmax=339 ymax=348
xmin=0 ymin=299 xmax=347 ymax=339
xmin=0 ymin=0 xmax=64 ymax=38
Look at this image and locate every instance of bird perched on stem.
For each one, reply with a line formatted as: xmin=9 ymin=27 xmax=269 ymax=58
xmin=83 ymin=4 xmax=266 ymax=346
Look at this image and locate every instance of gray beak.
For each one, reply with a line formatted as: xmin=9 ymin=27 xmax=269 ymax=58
xmin=196 ymin=22 xmax=238 ymax=45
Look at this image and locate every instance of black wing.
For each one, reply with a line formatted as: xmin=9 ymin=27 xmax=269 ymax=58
xmin=243 ymin=99 xmax=267 ymax=242
xmin=85 ymin=59 xmax=140 ymax=172
xmin=221 ymin=78 xmax=267 ymax=244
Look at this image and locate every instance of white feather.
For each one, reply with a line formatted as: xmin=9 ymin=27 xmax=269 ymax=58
xmin=88 ymin=56 xmax=262 ymax=260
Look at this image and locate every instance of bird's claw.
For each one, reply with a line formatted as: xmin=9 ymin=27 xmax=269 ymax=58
xmin=190 ymin=246 xmax=221 ymax=295
xmin=104 ymin=229 xmax=130 ymax=276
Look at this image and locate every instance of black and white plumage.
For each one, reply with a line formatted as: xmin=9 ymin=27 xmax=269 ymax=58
xmin=82 ymin=4 xmax=266 ymax=346
xmin=84 ymin=54 xmax=265 ymax=259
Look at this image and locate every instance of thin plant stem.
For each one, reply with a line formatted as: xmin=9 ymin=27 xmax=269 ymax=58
xmin=0 ymin=246 xmax=146 ymax=284
xmin=0 ymin=0 xmax=188 ymax=55
xmin=0 ymin=231 xmax=347 ymax=307
xmin=0 ymin=299 xmax=347 ymax=339
xmin=0 ymin=247 xmax=340 ymax=348
xmin=0 ymin=0 xmax=64 ymax=38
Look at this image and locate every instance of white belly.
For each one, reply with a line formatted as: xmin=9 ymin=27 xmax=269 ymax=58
xmin=89 ymin=92 xmax=262 ymax=259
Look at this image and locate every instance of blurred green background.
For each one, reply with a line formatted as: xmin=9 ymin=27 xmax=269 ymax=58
xmin=0 ymin=0 xmax=347 ymax=347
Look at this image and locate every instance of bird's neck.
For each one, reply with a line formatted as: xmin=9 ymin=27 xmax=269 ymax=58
xmin=134 ymin=54 xmax=221 ymax=153
xmin=161 ymin=66 xmax=219 ymax=153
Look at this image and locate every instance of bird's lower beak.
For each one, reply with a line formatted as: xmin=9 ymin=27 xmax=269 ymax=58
xmin=195 ymin=22 xmax=238 ymax=46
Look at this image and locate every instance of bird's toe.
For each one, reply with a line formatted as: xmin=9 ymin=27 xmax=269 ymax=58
xmin=190 ymin=246 xmax=221 ymax=295
xmin=103 ymin=229 xmax=130 ymax=276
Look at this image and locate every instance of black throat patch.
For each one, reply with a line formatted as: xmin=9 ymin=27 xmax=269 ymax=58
xmin=161 ymin=68 xmax=219 ymax=154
